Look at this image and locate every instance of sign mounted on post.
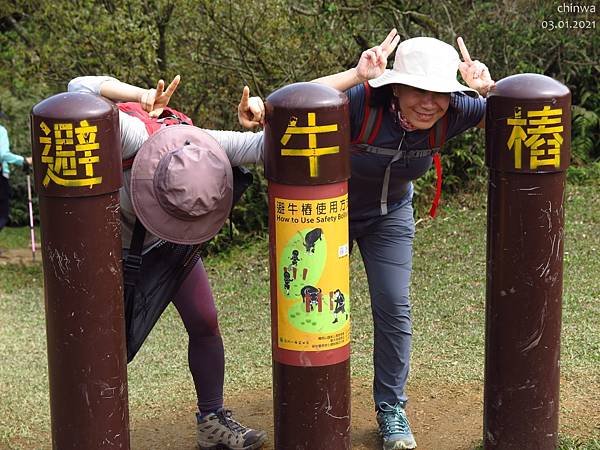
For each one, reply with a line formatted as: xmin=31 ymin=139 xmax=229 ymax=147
xmin=265 ymin=82 xmax=351 ymax=450
xmin=274 ymin=194 xmax=350 ymax=353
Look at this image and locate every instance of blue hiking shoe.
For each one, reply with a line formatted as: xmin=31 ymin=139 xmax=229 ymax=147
xmin=376 ymin=402 xmax=417 ymax=449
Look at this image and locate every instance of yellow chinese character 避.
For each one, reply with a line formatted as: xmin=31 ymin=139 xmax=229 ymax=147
xmin=39 ymin=120 xmax=102 ymax=187
xmin=506 ymin=106 xmax=563 ymax=170
xmin=280 ymin=113 xmax=339 ymax=177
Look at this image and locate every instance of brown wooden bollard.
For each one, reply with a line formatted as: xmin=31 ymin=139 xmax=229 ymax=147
xmin=31 ymin=92 xmax=129 ymax=449
xmin=484 ymin=74 xmax=571 ymax=449
xmin=265 ymin=82 xmax=351 ymax=449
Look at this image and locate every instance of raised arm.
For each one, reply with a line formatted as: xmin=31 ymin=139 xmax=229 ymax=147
xmin=98 ymin=75 xmax=180 ymax=117
xmin=456 ymin=37 xmax=495 ymax=128
xmin=68 ymin=75 xmax=181 ymax=157
xmin=311 ymin=28 xmax=400 ymax=91
xmin=237 ymin=30 xmax=400 ymax=130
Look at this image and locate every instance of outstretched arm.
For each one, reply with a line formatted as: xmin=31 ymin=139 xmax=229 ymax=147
xmin=312 ymin=28 xmax=400 ymax=91
xmin=98 ymin=75 xmax=180 ymax=117
xmin=68 ymin=75 xmax=181 ymax=157
xmin=0 ymin=126 xmax=29 ymax=166
xmin=237 ymin=29 xmax=400 ymax=130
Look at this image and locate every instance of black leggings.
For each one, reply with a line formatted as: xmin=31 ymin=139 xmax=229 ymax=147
xmin=172 ymin=259 xmax=224 ymax=413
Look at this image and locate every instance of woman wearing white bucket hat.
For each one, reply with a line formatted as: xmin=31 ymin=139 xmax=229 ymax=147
xmin=237 ymin=31 xmax=493 ymax=449
xmin=309 ymin=29 xmax=495 ymax=450
xmin=68 ymin=75 xmax=266 ymax=450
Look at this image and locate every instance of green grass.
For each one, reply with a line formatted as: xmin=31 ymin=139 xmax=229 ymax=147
xmin=0 ymin=225 xmax=40 ymax=249
xmin=472 ymin=436 xmax=600 ymax=450
xmin=0 ymin=184 xmax=598 ymax=449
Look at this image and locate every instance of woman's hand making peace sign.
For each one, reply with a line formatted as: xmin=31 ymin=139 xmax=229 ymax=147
xmin=140 ymin=75 xmax=181 ymax=117
xmin=457 ymin=37 xmax=495 ymax=97
xmin=355 ymin=28 xmax=401 ymax=82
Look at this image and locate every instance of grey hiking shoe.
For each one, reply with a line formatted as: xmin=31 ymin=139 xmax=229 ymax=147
xmin=196 ymin=408 xmax=266 ymax=450
xmin=376 ymin=402 xmax=417 ymax=449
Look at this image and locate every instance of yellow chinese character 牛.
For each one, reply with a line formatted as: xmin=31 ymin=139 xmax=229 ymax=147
xmin=280 ymin=112 xmax=339 ymax=177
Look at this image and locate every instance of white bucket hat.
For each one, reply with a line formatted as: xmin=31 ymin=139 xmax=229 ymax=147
xmin=368 ymin=37 xmax=479 ymax=97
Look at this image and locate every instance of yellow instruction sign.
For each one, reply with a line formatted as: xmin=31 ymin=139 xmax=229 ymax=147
xmin=275 ymin=194 xmax=350 ymax=352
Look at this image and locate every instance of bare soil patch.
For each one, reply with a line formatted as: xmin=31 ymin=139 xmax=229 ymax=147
xmin=131 ymin=378 xmax=598 ymax=449
xmin=0 ymin=247 xmax=39 ymax=266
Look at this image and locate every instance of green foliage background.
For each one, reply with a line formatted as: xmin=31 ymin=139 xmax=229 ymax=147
xmin=1 ymin=0 xmax=598 ymax=234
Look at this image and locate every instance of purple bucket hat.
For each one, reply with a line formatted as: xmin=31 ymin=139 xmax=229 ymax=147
xmin=130 ymin=125 xmax=233 ymax=245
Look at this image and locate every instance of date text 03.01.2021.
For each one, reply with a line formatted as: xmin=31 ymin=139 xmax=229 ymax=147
xmin=542 ymin=20 xmax=596 ymax=30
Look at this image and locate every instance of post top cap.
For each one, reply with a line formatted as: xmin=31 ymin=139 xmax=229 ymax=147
xmin=267 ymin=82 xmax=348 ymax=108
xmin=489 ymin=73 xmax=570 ymax=99
xmin=32 ymin=92 xmax=116 ymax=120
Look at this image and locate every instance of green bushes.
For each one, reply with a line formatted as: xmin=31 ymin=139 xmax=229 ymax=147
xmin=5 ymin=170 xmax=36 ymax=226
xmin=1 ymin=0 xmax=597 ymax=232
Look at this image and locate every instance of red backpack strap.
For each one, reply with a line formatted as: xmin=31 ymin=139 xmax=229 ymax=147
xmin=352 ymin=81 xmax=371 ymax=144
xmin=117 ymin=103 xmax=194 ymax=135
xmin=117 ymin=102 xmax=162 ymax=135
xmin=354 ymin=81 xmax=371 ymax=143
xmin=428 ymin=115 xmax=449 ymax=218
xmin=352 ymin=82 xmax=384 ymax=145
xmin=117 ymin=103 xmax=194 ymax=170
xmin=158 ymin=106 xmax=194 ymax=127
xmin=428 ymin=114 xmax=448 ymax=149
xmin=366 ymin=108 xmax=384 ymax=145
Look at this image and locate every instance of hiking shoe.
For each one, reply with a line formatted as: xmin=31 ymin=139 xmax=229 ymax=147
xmin=376 ymin=402 xmax=417 ymax=449
xmin=196 ymin=408 xmax=266 ymax=450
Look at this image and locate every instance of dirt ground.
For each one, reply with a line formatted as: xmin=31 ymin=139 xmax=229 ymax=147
xmin=131 ymin=379 xmax=598 ymax=450
xmin=0 ymin=247 xmax=39 ymax=265
xmin=3 ymin=247 xmax=597 ymax=449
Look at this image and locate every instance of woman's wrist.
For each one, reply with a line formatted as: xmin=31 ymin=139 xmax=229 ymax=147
xmin=100 ymin=79 xmax=148 ymax=103
xmin=138 ymin=88 xmax=150 ymax=105
xmin=352 ymin=68 xmax=367 ymax=85
xmin=476 ymin=84 xmax=493 ymax=98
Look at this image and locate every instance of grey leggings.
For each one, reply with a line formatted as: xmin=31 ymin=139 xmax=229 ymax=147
xmin=350 ymin=190 xmax=415 ymax=408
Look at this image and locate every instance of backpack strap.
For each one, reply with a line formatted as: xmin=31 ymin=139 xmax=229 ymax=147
xmin=379 ymin=131 xmax=407 ymax=215
xmin=367 ymin=108 xmax=384 ymax=145
xmin=122 ymin=157 xmax=134 ymax=171
xmin=118 ymin=102 xmax=194 ymax=170
xmin=353 ymin=145 xmax=436 ymax=158
xmin=123 ymin=218 xmax=147 ymax=345
xmin=353 ymin=82 xmax=372 ymax=144
xmin=227 ymin=166 xmax=254 ymax=240
xmin=124 ymin=219 xmax=146 ymax=288
xmin=352 ymin=82 xmax=403 ymax=215
xmin=427 ymin=115 xmax=449 ymax=218
xmin=352 ymin=82 xmax=384 ymax=145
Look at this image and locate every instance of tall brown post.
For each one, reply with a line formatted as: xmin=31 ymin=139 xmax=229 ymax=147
xmin=31 ymin=92 xmax=129 ymax=449
xmin=265 ymin=82 xmax=351 ymax=449
xmin=484 ymin=74 xmax=571 ymax=449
